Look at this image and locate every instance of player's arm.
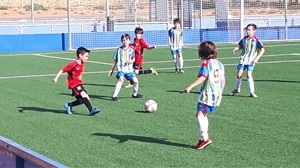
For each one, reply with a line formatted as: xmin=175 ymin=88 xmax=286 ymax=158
xmin=141 ymin=39 xmax=156 ymax=50
xmin=168 ymin=29 xmax=172 ymax=46
xmin=232 ymin=45 xmax=242 ymax=54
xmin=52 ymin=69 xmax=63 ymax=83
xmin=108 ymin=59 xmax=117 ymax=77
xmin=180 ymin=31 xmax=184 ymax=46
xmin=184 ymin=76 xmax=206 ymax=93
xmin=233 ymin=39 xmax=244 ymax=54
xmin=252 ymin=47 xmax=265 ymax=64
xmin=125 ymin=57 xmax=135 ymax=64
xmin=52 ymin=63 xmax=73 ymax=83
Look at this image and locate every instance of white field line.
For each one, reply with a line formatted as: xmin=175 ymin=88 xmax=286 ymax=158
xmin=144 ymin=53 xmax=300 ymax=64
xmin=0 ymin=42 xmax=299 ymax=57
xmin=0 ymin=59 xmax=299 ymax=80
xmin=32 ymin=53 xmax=300 ymax=65
xmin=183 ymin=43 xmax=300 ymax=50
xmin=34 ymin=54 xmax=113 ymax=66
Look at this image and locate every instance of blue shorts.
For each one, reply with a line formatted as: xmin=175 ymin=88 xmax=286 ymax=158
xmin=237 ymin=64 xmax=255 ymax=72
xmin=197 ymin=103 xmax=216 ymax=113
xmin=170 ymin=48 xmax=182 ymax=56
xmin=116 ymin=71 xmax=136 ymax=81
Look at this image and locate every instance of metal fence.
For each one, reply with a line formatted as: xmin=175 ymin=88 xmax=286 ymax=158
xmin=0 ymin=0 xmax=299 ymax=49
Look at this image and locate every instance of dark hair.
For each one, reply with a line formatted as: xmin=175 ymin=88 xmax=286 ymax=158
xmin=76 ymin=47 xmax=90 ymax=58
xmin=173 ymin=18 xmax=181 ymax=24
xmin=198 ymin=41 xmax=217 ymax=60
xmin=246 ymin=23 xmax=257 ymax=30
xmin=121 ymin=33 xmax=130 ymax=41
xmin=134 ymin=27 xmax=144 ymax=35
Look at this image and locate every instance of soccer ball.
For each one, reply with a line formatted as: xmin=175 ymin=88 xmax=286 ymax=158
xmin=144 ymin=100 xmax=158 ymax=112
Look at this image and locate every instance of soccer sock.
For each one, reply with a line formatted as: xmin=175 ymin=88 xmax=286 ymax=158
xmin=133 ymin=83 xmax=138 ymax=96
xmin=82 ymin=97 xmax=93 ymax=112
xmin=248 ymin=77 xmax=255 ymax=93
xmin=113 ymin=82 xmax=122 ymax=97
xmin=234 ymin=78 xmax=242 ymax=90
xmin=130 ymin=80 xmax=133 ymax=85
xmin=179 ymin=57 xmax=184 ymax=69
xmin=138 ymin=69 xmax=151 ymax=74
xmin=197 ymin=115 xmax=209 ymax=141
xmin=173 ymin=59 xmax=177 ymax=69
xmin=196 ymin=116 xmax=203 ymax=140
xmin=202 ymin=116 xmax=209 ymax=141
xmin=69 ymin=99 xmax=82 ymax=107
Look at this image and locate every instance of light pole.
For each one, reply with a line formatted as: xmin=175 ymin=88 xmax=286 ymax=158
xmin=31 ymin=0 xmax=34 ymax=21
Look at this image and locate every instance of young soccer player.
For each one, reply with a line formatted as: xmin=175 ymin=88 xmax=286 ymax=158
xmin=52 ymin=47 xmax=101 ymax=116
xmin=229 ymin=23 xmax=265 ymax=98
xmin=184 ymin=41 xmax=225 ymax=150
xmin=108 ymin=33 xmax=144 ymax=101
xmin=124 ymin=27 xmax=158 ymax=89
xmin=168 ymin=18 xmax=184 ymax=73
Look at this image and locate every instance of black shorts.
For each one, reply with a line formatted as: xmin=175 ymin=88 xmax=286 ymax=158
xmin=71 ymin=84 xmax=87 ymax=97
xmin=133 ymin=62 xmax=142 ymax=70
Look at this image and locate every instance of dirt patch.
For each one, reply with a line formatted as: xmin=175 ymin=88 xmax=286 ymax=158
xmin=0 ymin=7 xmax=299 ymax=21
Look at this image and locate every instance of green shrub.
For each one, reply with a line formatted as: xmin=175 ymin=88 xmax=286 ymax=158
xmin=94 ymin=5 xmax=104 ymax=10
xmin=0 ymin=6 xmax=8 ymax=10
xmin=23 ymin=4 xmax=48 ymax=11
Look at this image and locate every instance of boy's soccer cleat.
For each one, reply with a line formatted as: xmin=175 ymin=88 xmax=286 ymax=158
xmin=132 ymin=94 xmax=144 ymax=98
xmin=196 ymin=138 xmax=212 ymax=150
xmin=124 ymin=83 xmax=133 ymax=89
xmin=89 ymin=108 xmax=101 ymax=116
xmin=150 ymin=68 xmax=158 ymax=76
xmin=179 ymin=69 xmax=184 ymax=73
xmin=64 ymin=103 xmax=72 ymax=114
xmin=250 ymin=92 xmax=258 ymax=98
xmin=175 ymin=68 xmax=178 ymax=73
xmin=111 ymin=97 xmax=118 ymax=101
xmin=229 ymin=89 xmax=240 ymax=96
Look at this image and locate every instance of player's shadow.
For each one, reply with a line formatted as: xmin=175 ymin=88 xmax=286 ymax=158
xmin=241 ymin=79 xmax=300 ymax=84
xmin=157 ymin=71 xmax=183 ymax=74
xmin=59 ymin=93 xmax=112 ymax=101
xmin=135 ymin=110 xmax=151 ymax=113
xmin=166 ymin=90 xmax=198 ymax=94
xmin=84 ymin=83 xmax=116 ymax=87
xmin=254 ymin=79 xmax=300 ymax=83
xmin=91 ymin=133 xmax=194 ymax=149
xmin=17 ymin=106 xmax=87 ymax=116
xmin=222 ymin=94 xmax=250 ymax=98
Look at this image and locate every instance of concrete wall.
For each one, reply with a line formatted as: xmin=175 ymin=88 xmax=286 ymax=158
xmin=0 ymin=26 xmax=299 ymax=53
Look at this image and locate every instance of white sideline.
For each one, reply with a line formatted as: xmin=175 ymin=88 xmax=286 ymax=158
xmin=0 ymin=59 xmax=299 ymax=80
xmin=0 ymin=42 xmax=299 ymax=57
xmin=34 ymin=54 xmax=113 ymax=66
xmin=32 ymin=52 xmax=300 ymax=65
xmin=144 ymin=53 xmax=300 ymax=64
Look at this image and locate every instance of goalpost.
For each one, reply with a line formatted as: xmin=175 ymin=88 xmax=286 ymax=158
xmin=62 ymin=0 xmax=299 ymax=50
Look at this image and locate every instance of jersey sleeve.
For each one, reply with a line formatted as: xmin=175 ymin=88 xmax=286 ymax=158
xmin=257 ymin=40 xmax=264 ymax=49
xmin=113 ymin=49 xmax=118 ymax=60
xmin=168 ymin=29 xmax=172 ymax=37
xmin=238 ymin=38 xmax=244 ymax=48
xmin=131 ymin=47 xmax=135 ymax=58
xmin=197 ymin=60 xmax=209 ymax=78
xmin=62 ymin=61 xmax=76 ymax=73
xmin=140 ymin=39 xmax=150 ymax=49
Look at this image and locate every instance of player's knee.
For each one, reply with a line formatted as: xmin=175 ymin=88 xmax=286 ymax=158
xmin=132 ymin=79 xmax=138 ymax=85
xmin=80 ymin=91 xmax=88 ymax=98
xmin=118 ymin=78 xmax=124 ymax=83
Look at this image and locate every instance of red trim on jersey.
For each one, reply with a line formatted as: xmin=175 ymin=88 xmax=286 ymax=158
xmin=197 ymin=74 xmax=207 ymax=78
